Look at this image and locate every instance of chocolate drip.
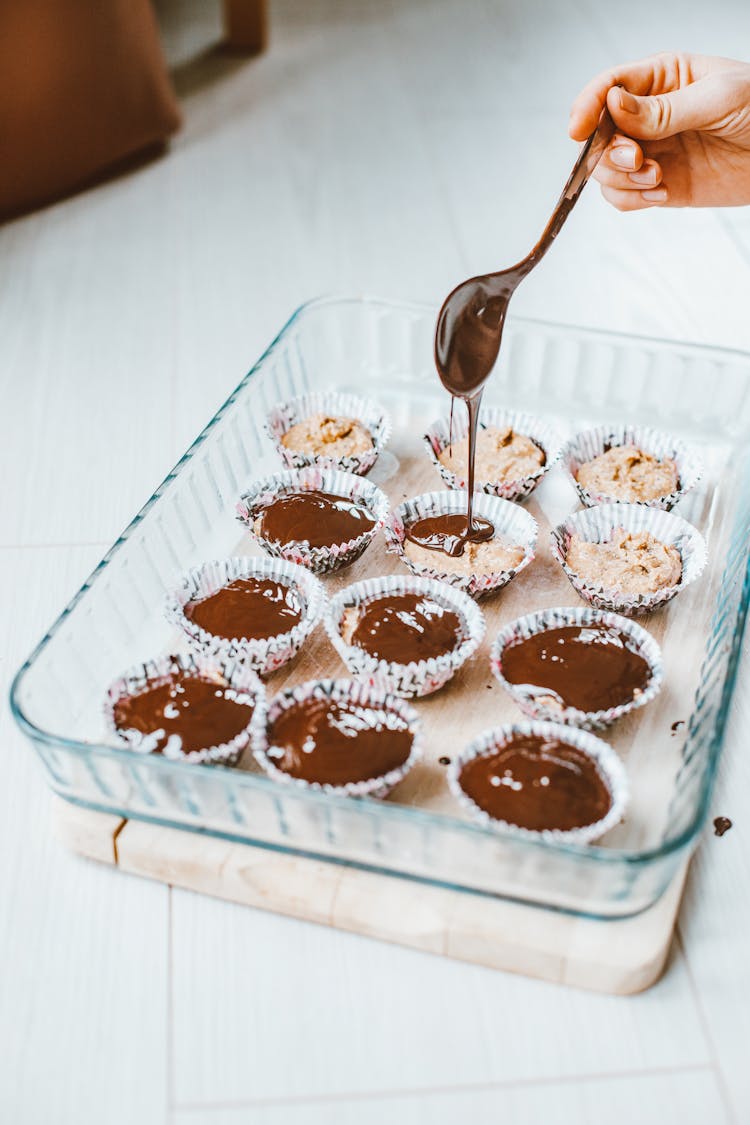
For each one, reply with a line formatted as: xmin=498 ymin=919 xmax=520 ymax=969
xmin=459 ymin=734 xmax=612 ymax=831
xmin=434 ymin=112 xmax=614 ymax=556
xmin=502 ymin=624 xmax=651 ymax=713
xmin=350 ymin=593 xmax=461 ymax=664
xmin=267 ymin=696 xmax=413 ymax=785
xmin=259 ymin=490 xmax=375 ymax=548
xmin=113 ymin=672 xmax=252 ymax=754
xmin=713 ymin=816 xmax=733 ymax=837
xmin=185 ymin=577 xmax=303 ymax=641
xmin=405 ymin=512 xmax=494 ymax=558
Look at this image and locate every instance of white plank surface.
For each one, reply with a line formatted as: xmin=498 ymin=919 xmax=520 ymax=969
xmin=170 ymin=890 xmax=709 ymax=1107
xmin=171 ymin=1069 xmax=727 ymax=1125
xmin=0 ymin=547 xmax=170 ymax=1123
xmin=2 ymin=0 xmax=750 ymax=1121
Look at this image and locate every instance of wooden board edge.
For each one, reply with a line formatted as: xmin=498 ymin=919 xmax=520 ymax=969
xmin=53 ymin=799 xmax=689 ymax=995
xmin=53 ymin=796 xmax=125 ymax=865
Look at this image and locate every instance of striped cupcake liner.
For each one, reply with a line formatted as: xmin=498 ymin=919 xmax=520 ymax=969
xmin=490 ymin=605 xmax=663 ymax=730
xmin=252 ymin=677 xmax=422 ymax=799
xmin=165 ymin=556 xmax=326 ymax=675
xmin=424 ymin=405 xmax=563 ymax=502
xmin=236 ymin=466 xmax=389 ymax=575
xmin=560 ymin=423 xmax=703 ymax=511
xmin=324 ymin=574 xmax=485 ymax=698
xmin=105 ymin=650 xmax=266 ymax=767
xmin=447 ymin=718 xmax=628 ymax=846
xmin=550 ymin=503 xmax=708 ymax=616
xmin=266 ymin=389 xmax=391 ymax=476
xmin=383 ymin=489 xmax=537 ymax=600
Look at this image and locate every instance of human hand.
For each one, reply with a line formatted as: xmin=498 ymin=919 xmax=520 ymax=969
xmin=569 ymin=53 xmax=750 ymax=210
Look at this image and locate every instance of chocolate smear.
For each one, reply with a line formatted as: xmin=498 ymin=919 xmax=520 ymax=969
xmin=459 ymin=734 xmax=612 ymax=832
xmin=185 ymin=577 xmax=303 ymax=641
xmin=267 ymin=695 xmax=413 ymax=785
xmin=259 ymin=490 xmax=374 ymax=548
xmin=113 ymin=671 xmax=252 ymax=755
xmin=501 ymin=624 xmax=651 ymax=714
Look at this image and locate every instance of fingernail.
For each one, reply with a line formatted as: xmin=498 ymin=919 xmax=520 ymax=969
xmin=618 ymin=88 xmax=639 ymax=114
xmin=641 ymin=188 xmax=668 ymax=203
xmin=629 ymin=163 xmax=658 ymax=186
xmin=610 ymin=146 xmax=637 ymax=170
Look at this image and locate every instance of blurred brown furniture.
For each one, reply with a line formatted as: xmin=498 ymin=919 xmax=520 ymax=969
xmin=0 ymin=0 xmax=267 ymax=222
xmin=223 ymin=0 xmax=267 ymax=52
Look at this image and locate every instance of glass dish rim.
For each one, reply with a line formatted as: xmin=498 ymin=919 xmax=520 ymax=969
xmin=9 ymin=294 xmax=750 ymax=871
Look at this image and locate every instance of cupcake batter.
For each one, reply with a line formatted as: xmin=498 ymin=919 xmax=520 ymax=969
xmin=576 ymin=444 xmax=679 ymax=502
xmin=566 ymin=528 xmax=682 ymax=595
xmin=439 ymin=425 xmax=545 ymax=484
xmin=403 ymin=513 xmax=525 ymax=577
xmin=281 ymin=413 xmax=373 ymax=459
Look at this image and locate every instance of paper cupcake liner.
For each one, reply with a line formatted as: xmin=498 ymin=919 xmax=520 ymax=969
xmin=490 ymin=605 xmax=663 ymax=730
xmin=324 ymin=574 xmax=485 ymax=698
xmin=550 ymin=503 xmax=708 ymax=616
xmin=266 ymin=389 xmax=391 ymax=476
xmin=423 ymin=406 xmax=563 ymax=502
xmin=252 ymin=677 xmax=422 ymax=799
xmin=236 ymin=466 xmax=389 ymax=575
xmin=383 ymin=489 xmax=538 ymax=600
xmin=165 ymin=556 xmax=326 ymax=675
xmin=447 ymin=718 xmax=628 ymax=846
xmin=104 ymin=650 xmax=266 ymax=767
xmin=560 ymin=423 xmax=703 ymax=511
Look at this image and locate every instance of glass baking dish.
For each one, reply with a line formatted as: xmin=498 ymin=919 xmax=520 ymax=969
xmin=11 ymin=297 xmax=750 ymax=919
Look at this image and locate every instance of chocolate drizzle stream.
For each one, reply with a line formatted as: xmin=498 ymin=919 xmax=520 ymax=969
xmin=113 ymin=672 xmax=252 ymax=754
xmin=259 ymin=490 xmax=375 ymax=548
xmin=349 ymin=592 xmax=461 ymax=664
xmin=502 ymin=624 xmax=651 ymax=714
xmin=267 ymin=695 xmax=413 ymax=785
xmin=185 ymin=577 xmax=303 ymax=641
xmin=434 ymin=109 xmax=614 ymax=555
xmin=459 ymin=734 xmax=612 ymax=831
xmin=405 ymin=512 xmax=493 ymax=558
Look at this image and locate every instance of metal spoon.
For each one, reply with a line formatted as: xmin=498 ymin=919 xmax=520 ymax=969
xmin=433 ymin=107 xmax=616 ymax=543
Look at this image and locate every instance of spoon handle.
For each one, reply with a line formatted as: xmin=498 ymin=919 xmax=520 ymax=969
xmin=526 ymin=106 xmax=616 ymax=269
xmin=560 ymin=104 xmax=617 ymax=206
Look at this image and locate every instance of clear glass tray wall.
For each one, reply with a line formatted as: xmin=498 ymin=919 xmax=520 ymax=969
xmin=11 ymin=298 xmax=750 ymax=918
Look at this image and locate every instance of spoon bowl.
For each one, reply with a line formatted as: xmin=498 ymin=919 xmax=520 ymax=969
xmin=435 ymin=107 xmax=616 ymax=398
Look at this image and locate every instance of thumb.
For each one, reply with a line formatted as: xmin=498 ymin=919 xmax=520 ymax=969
xmin=606 ymin=81 xmax=712 ymax=139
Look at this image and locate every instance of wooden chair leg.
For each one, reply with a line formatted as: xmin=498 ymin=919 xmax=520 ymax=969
xmin=222 ymin=0 xmax=268 ymax=53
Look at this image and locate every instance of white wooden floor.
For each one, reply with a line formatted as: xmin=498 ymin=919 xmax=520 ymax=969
xmin=2 ymin=1 xmax=750 ymax=1121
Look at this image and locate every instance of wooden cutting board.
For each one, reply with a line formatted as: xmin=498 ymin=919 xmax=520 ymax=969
xmin=54 ymin=798 xmax=689 ymax=995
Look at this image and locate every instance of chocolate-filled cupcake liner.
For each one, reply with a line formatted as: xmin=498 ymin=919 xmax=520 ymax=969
xmin=560 ymin=423 xmax=703 ymax=511
xmin=165 ymin=556 xmax=326 ymax=675
xmin=423 ymin=406 xmax=563 ymax=502
xmin=105 ymin=650 xmax=266 ymax=767
xmin=266 ymin=389 xmax=391 ymax=476
xmin=252 ymin=677 xmax=422 ymax=799
xmin=324 ymin=574 xmax=485 ymax=698
xmin=490 ymin=605 xmax=663 ymax=730
xmin=447 ymin=719 xmax=628 ymax=845
xmin=236 ymin=466 xmax=389 ymax=575
xmin=550 ymin=503 xmax=708 ymax=616
xmin=383 ymin=489 xmax=537 ymax=600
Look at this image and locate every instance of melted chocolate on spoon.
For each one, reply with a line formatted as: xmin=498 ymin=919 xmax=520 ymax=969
xmin=259 ymin=490 xmax=375 ymax=547
xmin=501 ymin=624 xmax=651 ymax=714
xmin=349 ymin=592 xmax=461 ymax=664
xmin=459 ymin=734 xmax=612 ymax=831
xmin=267 ymin=695 xmax=413 ymax=785
xmin=113 ymin=672 xmax=252 ymax=754
xmin=185 ymin=577 xmax=303 ymax=641
xmin=434 ymin=110 xmax=615 ymax=555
